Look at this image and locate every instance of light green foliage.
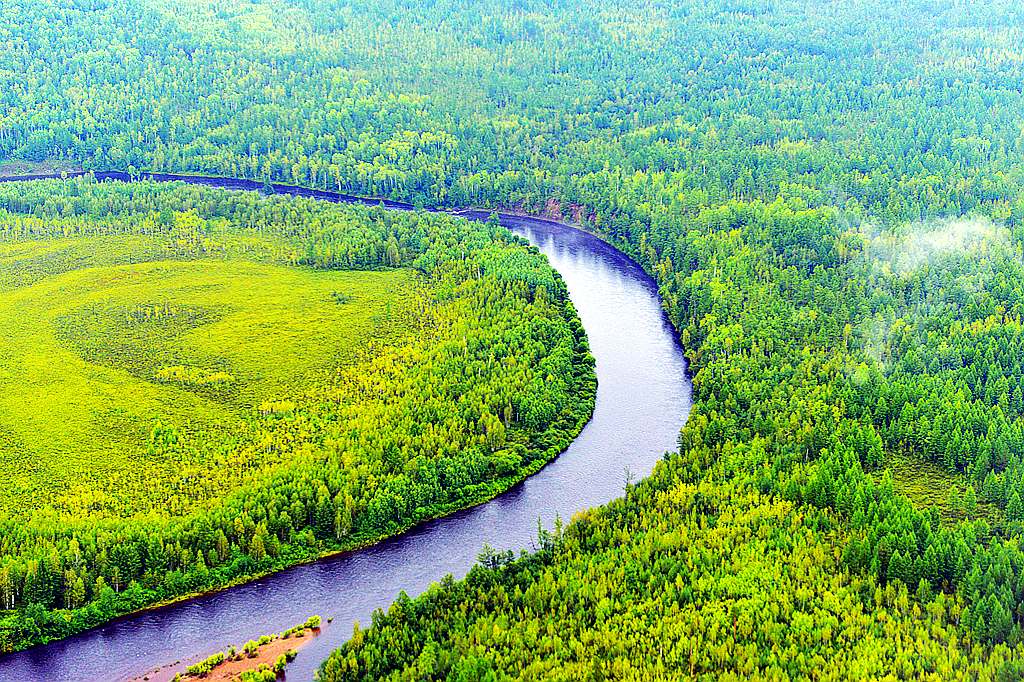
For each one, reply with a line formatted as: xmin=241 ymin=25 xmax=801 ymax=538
xmin=320 ymin=477 xmax=1024 ymax=680
xmin=0 ymin=180 xmax=594 ymax=651
xmin=238 ymin=666 xmax=276 ymax=682
xmin=185 ymin=651 xmax=225 ymax=678
xmin=280 ymin=616 xmax=321 ymax=639
xmin=0 ymin=248 xmax=411 ymax=516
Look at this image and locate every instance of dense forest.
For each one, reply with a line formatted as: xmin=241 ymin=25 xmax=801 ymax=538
xmin=3 ymin=0 xmax=1024 ymax=677
xmin=0 ymin=178 xmax=594 ymax=651
xmin=320 ymin=207 xmax=1024 ymax=679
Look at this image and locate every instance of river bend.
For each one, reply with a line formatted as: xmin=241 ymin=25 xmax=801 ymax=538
xmin=0 ymin=173 xmax=692 ymax=681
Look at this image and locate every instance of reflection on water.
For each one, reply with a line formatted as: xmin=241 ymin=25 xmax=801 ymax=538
xmin=0 ymin=194 xmax=691 ymax=682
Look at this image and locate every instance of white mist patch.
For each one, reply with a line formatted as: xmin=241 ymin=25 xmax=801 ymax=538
xmin=852 ymin=216 xmax=1016 ymax=372
xmin=862 ymin=216 xmax=1012 ymax=274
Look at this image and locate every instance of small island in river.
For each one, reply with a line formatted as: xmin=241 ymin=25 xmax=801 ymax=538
xmin=130 ymin=616 xmax=323 ymax=682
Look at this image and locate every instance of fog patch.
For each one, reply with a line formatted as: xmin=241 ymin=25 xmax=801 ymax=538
xmin=849 ymin=215 xmax=1016 ymax=372
xmin=861 ymin=216 xmax=1012 ymax=274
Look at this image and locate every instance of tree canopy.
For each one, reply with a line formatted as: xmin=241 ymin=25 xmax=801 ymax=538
xmin=3 ymin=0 xmax=1024 ymax=675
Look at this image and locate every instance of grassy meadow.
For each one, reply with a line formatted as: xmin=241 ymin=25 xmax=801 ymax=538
xmin=0 ymin=234 xmax=416 ymax=517
xmin=887 ymin=453 xmax=1003 ymax=528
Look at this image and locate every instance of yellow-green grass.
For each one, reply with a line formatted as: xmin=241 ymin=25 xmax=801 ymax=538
xmin=0 ymin=236 xmax=416 ymax=517
xmin=887 ymin=453 xmax=1002 ymax=527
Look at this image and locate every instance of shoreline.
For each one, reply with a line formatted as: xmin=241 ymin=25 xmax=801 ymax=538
xmin=129 ymin=622 xmax=322 ymax=682
xmin=0 ymin=168 xmax=606 ymax=241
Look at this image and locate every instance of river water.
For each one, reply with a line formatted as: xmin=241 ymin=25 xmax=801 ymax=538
xmin=0 ymin=175 xmax=692 ymax=681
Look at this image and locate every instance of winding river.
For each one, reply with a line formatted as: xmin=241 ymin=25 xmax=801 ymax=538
xmin=0 ymin=173 xmax=692 ymax=682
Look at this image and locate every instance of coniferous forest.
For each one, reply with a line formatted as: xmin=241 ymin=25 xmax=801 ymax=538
xmin=3 ymin=0 xmax=1024 ymax=679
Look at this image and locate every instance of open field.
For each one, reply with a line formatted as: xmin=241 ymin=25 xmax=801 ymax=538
xmin=0 ymin=235 xmax=416 ymax=516
xmin=886 ymin=453 xmax=1002 ymax=528
xmin=0 ymin=159 xmax=81 ymax=179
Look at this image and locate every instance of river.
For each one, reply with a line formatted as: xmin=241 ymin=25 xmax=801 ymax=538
xmin=0 ymin=173 xmax=692 ymax=681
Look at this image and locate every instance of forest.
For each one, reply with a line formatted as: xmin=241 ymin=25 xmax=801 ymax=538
xmin=0 ymin=178 xmax=594 ymax=651
xmin=2 ymin=0 xmax=1024 ymax=678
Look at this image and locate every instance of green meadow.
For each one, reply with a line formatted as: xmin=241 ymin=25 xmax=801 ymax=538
xmin=0 ymin=235 xmax=415 ymax=516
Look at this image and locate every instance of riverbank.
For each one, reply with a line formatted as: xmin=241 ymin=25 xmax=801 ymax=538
xmin=0 ymin=172 xmax=596 ymax=657
xmin=129 ymin=618 xmax=322 ymax=682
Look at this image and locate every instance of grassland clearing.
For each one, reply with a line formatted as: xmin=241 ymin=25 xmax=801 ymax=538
xmin=0 ymin=235 xmax=417 ymax=517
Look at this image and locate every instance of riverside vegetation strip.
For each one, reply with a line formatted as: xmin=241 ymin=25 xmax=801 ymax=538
xmin=0 ymin=177 xmax=596 ymax=651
